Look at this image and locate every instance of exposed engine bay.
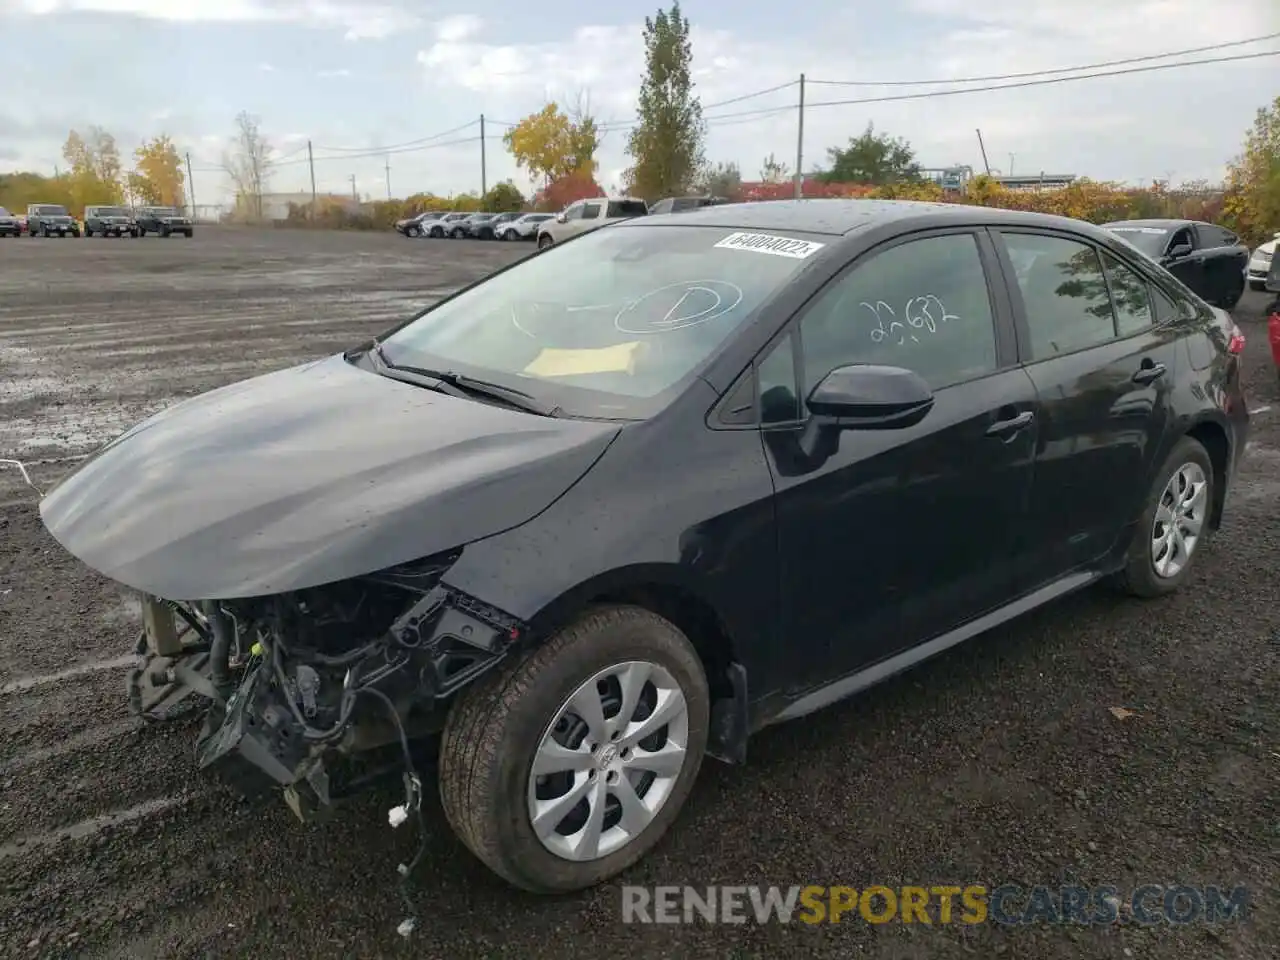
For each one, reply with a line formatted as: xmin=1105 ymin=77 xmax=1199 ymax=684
xmin=127 ymin=549 xmax=526 ymax=819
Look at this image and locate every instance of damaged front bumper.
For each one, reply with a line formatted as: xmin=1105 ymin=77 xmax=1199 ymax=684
xmin=127 ymin=552 xmax=528 ymax=820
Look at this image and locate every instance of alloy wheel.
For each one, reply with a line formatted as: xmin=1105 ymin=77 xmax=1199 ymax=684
xmin=527 ymin=660 xmax=690 ymax=862
xmin=1151 ymin=462 xmax=1208 ymax=579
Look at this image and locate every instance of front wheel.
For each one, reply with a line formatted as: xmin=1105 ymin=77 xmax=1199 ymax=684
xmin=1249 ymin=279 xmax=1266 ymax=291
xmin=439 ymin=605 xmax=710 ymax=893
xmin=1113 ymin=436 xmax=1214 ymax=598
xmin=407 ymin=226 xmax=420 ymax=238
xmin=537 ymin=234 xmax=554 ymax=250
xmin=430 ymin=226 xmax=444 ymax=238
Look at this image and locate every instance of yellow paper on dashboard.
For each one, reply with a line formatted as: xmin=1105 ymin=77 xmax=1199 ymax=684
xmin=523 ymin=341 xmax=643 ymax=378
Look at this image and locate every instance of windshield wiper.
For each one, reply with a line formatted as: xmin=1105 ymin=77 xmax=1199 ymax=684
xmin=367 ymin=341 xmax=562 ymax=417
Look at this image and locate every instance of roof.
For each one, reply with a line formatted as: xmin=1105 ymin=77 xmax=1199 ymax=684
xmin=623 ymin=197 xmax=1110 ymax=237
xmin=1102 ymin=218 xmax=1193 ymax=229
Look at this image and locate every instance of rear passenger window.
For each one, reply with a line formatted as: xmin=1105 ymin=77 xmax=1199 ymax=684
xmin=1100 ymin=252 xmax=1153 ymax=335
xmin=796 ymin=233 xmax=998 ymax=391
xmin=1002 ymin=233 xmax=1116 ymax=360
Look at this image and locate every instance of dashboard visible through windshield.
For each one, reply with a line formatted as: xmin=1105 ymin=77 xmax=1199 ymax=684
xmin=379 ymin=223 xmax=830 ymax=418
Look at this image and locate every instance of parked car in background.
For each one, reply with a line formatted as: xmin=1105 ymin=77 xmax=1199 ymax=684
xmin=0 ymin=206 xmax=20 ymax=237
xmin=494 ymin=212 xmax=554 ymax=241
xmin=15 ymin=213 xmax=29 ymax=235
xmin=84 ymin=205 xmax=137 ymax=238
xmin=452 ymin=212 xmax=497 ymax=239
xmin=536 ymin=197 xmax=648 ymax=249
xmin=422 ymin=212 xmax=470 ymax=238
xmin=26 ymin=203 xmax=80 ymax=237
xmin=648 ymin=195 xmax=730 ymax=215
xmin=470 ymin=212 xmax=521 ymax=239
xmin=1247 ymin=232 xmax=1278 ymax=291
xmin=135 ymin=206 xmax=193 ymax=237
xmin=1102 ymin=219 xmax=1249 ymax=310
xmin=37 ymin=200 xmax=1249 ymax=897
xmin=395 ymin=212 xmax=437 ymax=238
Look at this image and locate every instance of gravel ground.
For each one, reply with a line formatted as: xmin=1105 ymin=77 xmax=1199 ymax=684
xmin=0 ymin=227 xmax=1277 ymax=960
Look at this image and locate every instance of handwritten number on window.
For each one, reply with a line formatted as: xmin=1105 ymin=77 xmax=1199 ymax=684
xmin=862 ymin=296 xmax=958 ymax=347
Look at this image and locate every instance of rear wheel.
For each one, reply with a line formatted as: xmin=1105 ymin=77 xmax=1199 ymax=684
xmin=407 ymin=226 xmax=420 ymax=238
xmin=1249 ymin=279 xmax=1266 ymax=291
xmin=430 ymin=225 xmax=444 ymax=238
xmin=537 ymin=234 xmax=554 ymax=250
xmin=1113 ymin=436 xmax=1214 ymax=598
xmin=439 ymin=605 xmax=709 ymax=893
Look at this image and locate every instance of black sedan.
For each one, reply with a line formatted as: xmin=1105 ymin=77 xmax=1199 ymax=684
xmin=1103 ymin=218 xmax=1249 ymax=310
xmin=39 ymin=200 xmax=1248 ymax=900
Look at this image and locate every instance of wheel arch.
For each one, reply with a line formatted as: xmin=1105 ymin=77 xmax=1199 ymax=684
xmin=527 ymin=564 xmax=740 ymax=702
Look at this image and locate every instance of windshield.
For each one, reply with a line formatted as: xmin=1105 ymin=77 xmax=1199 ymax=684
xmin=147 ymin=207 xmax=178 ymax=216
xmin=0 ymin=207 xmax=9 ymax=216
xmin=37 ymin=205 xmax=69 ymax=215
xmin=1104 ymin=224 xmax=1169 ymax=258
xmin=380 ymin=223 xmax=828 ymax=418
xmin=93 ymin=206 xmax=128 ymax=217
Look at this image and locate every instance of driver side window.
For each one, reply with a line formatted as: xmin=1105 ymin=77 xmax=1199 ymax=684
xmin=1167 ymin=227 xmax=1194 ymax=253
xmin=795 ymin=233 xmax=999 ymax=395
xmin=563 ymin=203 xmax=584 ymax=221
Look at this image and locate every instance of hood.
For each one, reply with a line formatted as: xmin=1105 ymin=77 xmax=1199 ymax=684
xmin=39 ymin=354 xmax=620 ymax=600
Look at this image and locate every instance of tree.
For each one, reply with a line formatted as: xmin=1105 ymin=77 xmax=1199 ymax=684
xmin=482 ymin=180 xmax=526 ymax=213
xmin=222 ymin=111 xmax=272 ymax=221
xmin=696 ymin=160 xmax=741 ymax=199
xmin=1223 ymin=95 xmax=1280 ymax=246
xmin=623 ymin=3 xmax=705 ymax=201
xmin=818 ymin=123 xmax=921 ymax=185
xmin=129 ymin=135 xmax=185 ymax=208
xmin=502 ymin=101 xmax=600 ymax=189
xmin=759 ymin=153 xmax=790 ymax=184
xmin=539 ymin=170 xmax=605 ymax=212
xmin=61 ymin=127 xmax=124 ymax=210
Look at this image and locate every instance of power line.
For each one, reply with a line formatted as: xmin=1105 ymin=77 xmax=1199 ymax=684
xmin=802 ymin=48 xmax=1280 ymax=111
xmin=808 ymin=31 xmax=1280 ymax=86
xmin=312 ymin=119 xmax=480 ymax=154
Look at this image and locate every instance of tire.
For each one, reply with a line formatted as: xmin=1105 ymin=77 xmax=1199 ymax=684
xmin=430 ymin=226 xmax=444 ymax=238
xmin=439 ymin=605 xmax=710 ymax=894
xmin=161 ymin=228 xmax=171 ymax=238
xmin=537 ymin=234 xmax=554 ymax=250
xmin=407 ymin=226 xmax=420 ymax=238
xmin=1113 ymin=435 xmax=1215 ymax=598
xmin=1249 ymin=279 xmax=1266 ymax=291
xmin=183 ymin=230 xmax=192 ymax=238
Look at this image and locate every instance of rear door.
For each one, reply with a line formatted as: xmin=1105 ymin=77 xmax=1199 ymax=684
xmin=1161 ymin=225 xmax=1207 ymax=299
xmin=992 ymin=229 xmax=1182 ymax=591
xmin=1192 ymin=223 xmax=1247 ymax=304
xmin=570 ymin=200 xmax=604 ymax=238
xmin=758 ymin=228 xmax=1038 ymax=684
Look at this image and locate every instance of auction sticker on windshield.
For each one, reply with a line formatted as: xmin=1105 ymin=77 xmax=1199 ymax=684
xmin=714 ymin=232 xmax=825 ymax=259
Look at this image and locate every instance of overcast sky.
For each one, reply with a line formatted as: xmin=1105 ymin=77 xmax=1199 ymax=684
xmin=2 ymin=0 xmax=1277 ymax=207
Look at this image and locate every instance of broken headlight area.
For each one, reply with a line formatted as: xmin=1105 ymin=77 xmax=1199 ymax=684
xmin=127 ymin=549 xmax=528 ymax=818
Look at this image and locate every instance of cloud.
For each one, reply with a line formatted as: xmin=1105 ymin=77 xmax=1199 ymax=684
xmin=412 ymin=3 xmax=1277 ymax=189
xmin=258 ymin=62 xmax=275 ymax=72
xmin=4 ymin=0 xmax=421 ymax=39
xmin=317 ymin=68 xmax=352 ymax=78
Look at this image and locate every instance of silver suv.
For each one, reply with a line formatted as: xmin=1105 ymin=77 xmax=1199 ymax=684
xmin=536 ymin=197 xmax=647 ymax=249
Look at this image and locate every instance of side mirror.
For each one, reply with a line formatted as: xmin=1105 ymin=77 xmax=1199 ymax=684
xmin=806 ymin=364 xmax=934 ymax=428
xmin=1165 ymin=241 xmax=1193 ymax=260
xmin=556 ymin=213 xmax=568 ymax=223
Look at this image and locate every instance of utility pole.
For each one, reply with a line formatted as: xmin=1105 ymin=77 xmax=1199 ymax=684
xmin=350 ymin=174 xmax=357 ymax=202
xmin=480 ymin=114 xmax=487 ymax=198
xmin=975 ymin=129 xmax=991 ymax=176
xmin=307 ymin=140 xmax=317 ymax=222
xmin=793 ymin=74 xmax=805 ymax=200
xmin=185 ymin=152 xmax=196 ymax=217
xmin=1008 ymin=154 xmax=1015 ymax=177
xmin=385 ymin=154 xmax=391 ymax=200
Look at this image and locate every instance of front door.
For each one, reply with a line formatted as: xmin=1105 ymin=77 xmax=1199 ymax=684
xmin=759 ymin=230 xmax=1037 ymax=689
xmin=1161 ymin=225 xmax=1206 ymax=299
xmin=994 ymin=230 xmax=1181 ymax=591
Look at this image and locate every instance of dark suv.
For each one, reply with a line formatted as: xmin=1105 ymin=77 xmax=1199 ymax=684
xmin=136 ymin=206 xmax=193 ymax=237
xmin=0 ymin=206 xmax=19 ymax=237
xmin=26 ymin=203 xmax=79 ymax=237
xmin=84 ymin=205 xmax=137 ymax=238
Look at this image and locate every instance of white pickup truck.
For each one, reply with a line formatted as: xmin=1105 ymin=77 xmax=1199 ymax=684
xmin=536 ymin=197 xmax=648 ymax=249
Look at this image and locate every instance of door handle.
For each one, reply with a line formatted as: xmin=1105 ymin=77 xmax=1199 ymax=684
xmin=985 ymin=410 xmax=1034 ymax=437
xmin=1132 ymin=362 xmax=1166 ymax=385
